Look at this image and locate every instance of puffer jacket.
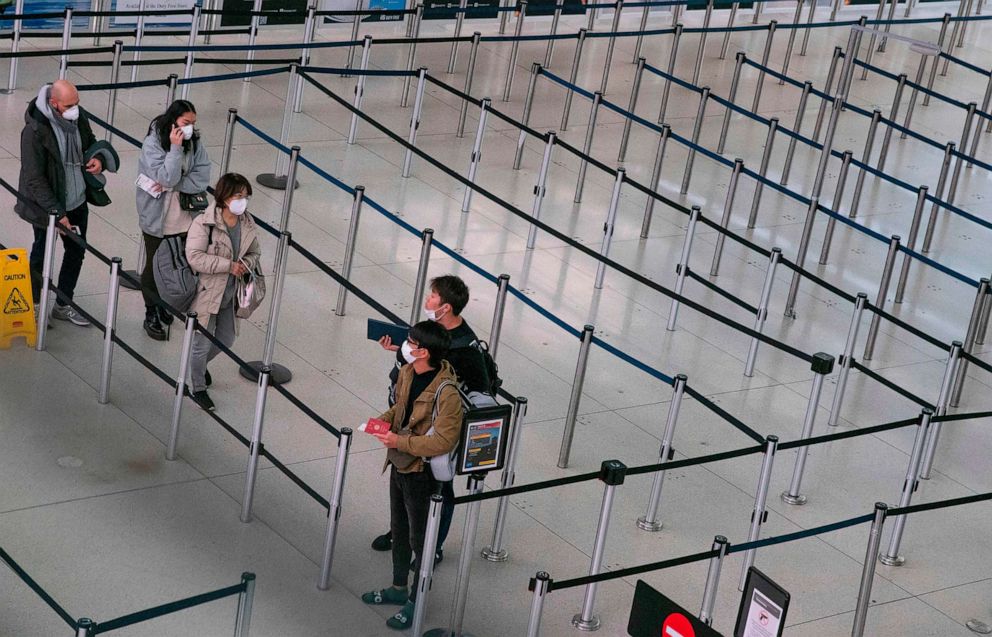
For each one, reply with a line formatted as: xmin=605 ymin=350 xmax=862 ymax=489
xmin=380 ymin=360 xmax=463 ymax=475
xmin=185 ymin=206 xmax=261 ymax=329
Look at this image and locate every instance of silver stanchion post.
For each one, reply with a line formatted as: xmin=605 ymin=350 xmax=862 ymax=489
xmin=403 ymin=68 xmax=428 ymax=177
xmin=499 ymin=0 xmax=511 ymax=34
xmin=781 ymin=353 xmax=836 ymax=505
xmin=672 ymin=0 xmax=683 ymax=25
xmin=848 ymin=109 xmax=883 ymax=218
xmin=827 ymin=292 xmax=869 ymax=426
xmin=949 ymin=278 xmax=989 ymax=407
xmin=875 ymin=74 xmax=907 ymax=172
xmin=680 ymin=87 xmax=711 ymax=195
xmin=130 ymin=0 xmax=147 ymax=83
xmin=345 ymin=0 xmax=362 ymax=74
xmin=410 ymin=494 xmax=444 ymax=637
xmin=862 ymin=235 xmax=901 ymax=360
xmin=667 ymin=206 xmax=700 ymax=330
xmin=400 ymin=5 xmax=423 ymax=107
xmin=900 ymin=54 xmax=929 ymax=139
xmin=318 ymin=428 xmax=353 ymax=590
xmin=878 ymin=409 xmax=932 ymax=566
xmin=447 ymin=0 xmax=468 ymax=73
xmin=941 ymin=4 xmax=965 ymax=76
xmin=837 ymin=19 xmax=866 ymax=102
xmin=547 ymin=0 xmax=565 ymax=67
xmin=599 ymin=0 xmax=623 ymax=94
xmin=969 ymin=75 xmax=992 ymax=156
xmin=103 ymin=40 xmax=123 ymax=144
xmin=751 ymin=21 xmax=778 ymax=113
xmin=334 ymin=187 xmax=365 ymax=316
xmin=527 ymin=132 xmax=556 ymax=249
xmin=919 ymin=341 xmax=962 ymax=480
xmin=293 ymin=3 xmax=316 ymax=108
xmin=243 ymin=0 xmax=263 ymax=83
xmin=572 ymin=460 xmax=627 ymax=631
xmin=482 ymin=397 xmax=528 ymax=561
xmin=894 ymin=186 xmax=928 ymax=304
xmin=586 ymin=0 xmax=597 ymax=29
xmin=812 ymin=47 xmax=843 ymax=143
xmin=220 ymin=108 xmax=238 ymax=176
xmin=59 ymin=7 xmax=74 ymax=81
xmin=636 ymin=374 xmax=687 ymax=531
xmin=526 ymin=572 xmax=551 ymax=637
xmin=97 ymin=257 xmax=122 ymax=405
xmin=35 ymin=212 xmax=58 ymax=352
xmin=830 ymin=0 xmax=841 ymax=20
xmin=699 ymin=535 xmax=729 ymax=626
xmin=233 ymin=572 xmax=256 ymax=637
xmin=928 ymin=14 xmax=952 ymax=89
xmin=779 ymin=0 xmax=804 ymax=84
xmin=851 ymin=503 xmax=888 ymax=637
xmin=410 ymin=229 xmax=434 ymax=325
xmin=489 ymin=274 xmax=510 ymax=358
xmin=817 ymin=150 xmax=854 ymax=263
xmin=166 ymin=312 xmax=198 ymax=461
xmin=632 ymin=0 xmax=649 ymax=63
xmin=691 ymin=0 xmax=714 ymax=87
xmin=166 ymin=73 xmax=178 ymax=105
xmin=560 ymin=28 xmax=587 ymax=131
xmin=180 ymin=3 xmax=201 ymax=101
xmin=946 ymin=102 xmax=978 ymax=205
xmin=502 ymin=1 xmax=528 ymax=102
xmin=710 ymin=159 xmax=744 ymax=276
xmin=720 ymin=2 xmax=740 ymax=59
xmin=2 ymin=0 xmax=25 ymax=94
xmin=76 ymin=618 xmax=95 ymax=637
xmin=594 ymin=169 xmax=624 ymax=289
xmin=557 ymin=324 xmax=594 ymax=468
xmin=256 ymin=65 xmax=299 ymax=190
xmin=738 ymin=436 xmax=779 ymax=590
xmin=458 ymin=33 xmax=483 ymax=138
xmin=744 ymin=248 xmax=782 ymax=377
xmin=347 ymin=36 xmax=373 ymax=145
xmin=781 ymin=81 xmax=812 ymax=185
xmin=574 ymin=91 xmax=602 ymax=203
xmin=513 ymin=63 xmax=541 ymax=163
xmin=717 ymin=52 xmax=746 ymax=154
xmin=921 ymin=142 xmax=955 ymax=253
xmin=957 ymin=0 xmax=974 ymax=47
xmin=800 ymin=0 xmax=816 ymax=55
xmin=640 ymin=125 xmax=671 ymax=238
xmin=240 ymin=366 xmax=272 ymax=523
xmin=975 ymin=291 xmax=991 ymax=346
xmin=859 ymin=0 xmax=887 ymax=79
xmin=745 ymin=117 xmax=779 ymax=228
xmin=462 ymin=98 xmax=491 ymax=212
xmin=656 ymin=23 xmax=683 ymax=125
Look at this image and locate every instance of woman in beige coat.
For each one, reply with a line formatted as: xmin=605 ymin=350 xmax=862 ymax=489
xmin=184 ymin=173 xmax=261 ymax=411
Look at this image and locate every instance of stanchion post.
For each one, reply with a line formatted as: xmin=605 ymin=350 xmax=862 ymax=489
xmin=233 ymin=572 xmax=256 ymax=637
xmin=618 ymin=57 xmax=646 ymax=162
xmin=166 ymin=313 xmax=198 ymax=461
xmin=746 ymin=117 xmax=779 ymax=228
xmin=179 ymin=2 xmax=201 ymax=101
xmin=513 ymin=63 xmax=541 ymax=162
xmin=837 ymin=19 xmax=867 ymax=101
xmin=2 ymin=0 xmax=25 ymax=94
xmin=720 ymin=1 xmax=740 ymax=59
xmin=242 ymin=0 xmax=263 ymax=83
xmin=636 ymin=374 xmax=687 ymax=531
xmin=97 ymin=257 xmax=122 ymax=405
xmin=76 ymin=618 xmax=95 ymax=637
xmin=35 ymin=213 xmax=58 ymax=352
xmin=640 ymin=125 xmax=671 ymax=238
xmin=130 ymin=0 xmax=147 ymax=83
xmin=849 ymin=109 xmax=883 ymax=218
xmin=462 ymin=98 xmax=491 ymax=212
xmin=59 ymin=7 xmax=74 ymax=81
xmin=409 ymin=494 xmax=444 ymax=637
xmin=166 ymin=73 xmax=178 ymax=105
xmin=527 ymin=132 xmax=556 ymax=249
xmin=878 ymin=409 xmax=932 ymax=566
xmin=862 ymin=235 xmax=901 ymax=360
xmin=751 ymin=21 xmax=778 ymax=113
xmin=710 ymin=159 xmax=744 ymax=276
xmin=103 ymin=40 xmax=124 ymax=144
xmin=546 ymin=0 xmax=565 ymax=67
xmin=752 ymin=0 xmax=762 ymax=23
xmin=699 ymin=535 xmax=729 ymax=626
xmin=800 ymin=0 xmax=816 ymax=55
xmin=502 ymin=1 xmax=528 ymax=102
xmin=691 ymin=0 xmax=714 ymax=86
xmin=656 ymin=23 xmax=683 ymax=125
xmin=957 ymin=0 xmax=974 ymax=46
xmin=779 ymin=0 xmax=804 ymax=84
xmin=557 ymin=325 xmax=594 ymax=469
xmin=560 ymin=28 xmax=587 ymax=130
xmin=220 ymin=109 xmax=238 ymax=176
xmin=919 ymin=341 xmax=961 ymax=479
xmin=572 ymin=460 xmax=627 ymax=631
xmin=594 ymin=169 xmax=624 ymax=289
xmin=240 ymin=366 xmax=271 ymax=523
xmin=499 ymin=0 xmax=511 ymax=34
xmin=243 ymin=227 xmax=294 ymax=383
xmin=946 ymin=102 xmax=977 ymax=205
xmin=400 ymin=5 xmax=424 ymax=107
xmin=403 ymin=68 xmax=428 ymax=177
xmin=482 ymin=397 xmax=528 ymax=561
xmin=876 ymin=74 xmax=907 ymax=172
xmin=458 ymin=32 xmax=483 ymax=138
xmin=827 ymin=292 xmax=868 ymax=426
xmin=900 ymin=54 xmax=929 ymax=139
xmin=633 ymin=0 xmax=650 ymax=62
xmin=317 ymin=428 xmax=353 ymax=590
xmin=526 ymin=572 xmax=551 ymax=637
xmin=818 ymin=150 xmax=854 ymax=262
xmin=949 ymin=278 xmax=989 ymax=407
xmin=334 ymin=187 xmax=365 ymax=316
xmin=256 ymin=64 xmax=298 ymax=189
xmin=680 ymin=87 xmax=711 ymax=195
xmin=975 ymin=289 xmax=991 ymax=346
xmin=781 ymin=81 xmax=812 ymax=185
xmin=830 ymin=0 xmax=841 ymax=20
xmin=941 ymin=4 xmax=965 ymax=76
xmin=345 ymin=0 xmax=362 ymax=74
xmin=293 ymin=3 xmax=317 ymax=109
xmin=489 ymin=274 xmax=511 ymax=358
xmin=717 ymin=52 xmax=746 ymax=154
xmin=859 ymin=0 xmax=887 ymax=79
xmin=347 ymin=36 xmax=373 ymax=145
xmin=969 ymin=75 xmax=992 ymax=155
xmin=744 ymin=248 xmax=782 ymax=377
xmin=738 ymin=436 xmax=779 ymax=590
xmin=410 ymin=228 xmax=434 ymax=325
xmin=600 ymin=0 xmax=623 ymax=94
xmin=781 ymin=353 xmax=836 ymax=505
xmin=573 ymin=91 xmax=602 ymax=203
xmin=894 ymin=186 xmax=928 ymax=304
xmin=812 ymin=47 xmax=843 ymax=142
xmin=851 ymin=503 xmax=888 ymax=637
xmin=667 ymin=206 xmax=700 ymax=330
xmin=447 ymin=0 xmax=468 ymax=73
xmin=929 ymin=14 xmax=952 ymax=87
xmin=921 ymin=142 xmax=955 ymax=253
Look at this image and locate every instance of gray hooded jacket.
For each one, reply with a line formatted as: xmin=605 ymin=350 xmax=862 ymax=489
xmin=135 ymin=128 xmax=212 ymax=237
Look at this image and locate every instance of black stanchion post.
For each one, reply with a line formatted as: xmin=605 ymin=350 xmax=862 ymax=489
xmin=600 ymin=0 xmax=624 ymax=94
xmin=104 ymin=40 xmax=124 ymax=144
xmin=827 ymin=292 xmax=868 ymax=426
xmin=812 ymin=47 xmax=842 ymax=142
xmin=849 ymin=109 xmax=883 ymax=218
xmin=746 ymin=117 xmax=779 ymax=228
xmin=572 ymin=460 xmax=627 ymax=631
xmin=699 ymin=535 xmax=729 ymax=625
xmin=680 ymin=87 xmax=710 ymax=195
xmin=403 ymin=68 xmax=428 ymax=177
xmin=720 ymin=1 xmax=740 ymax=59
xmin=594 ymin=169 xmax=625 ymax=289
xmin=894 ymin=186 xmax=928 ymax=304
xmin=632 ymin=0 xmax=649 ymax=63
xmin=656 ymin=23 xmax=683 ymax=125
xmin=710 ymin=158 xmax=744 ymax=276
xmin=2 ymin=0 xmax=25 ymax=94
xmin=921 ymin=142 xmax=955 ymax=253
xmin=243 ymin=0 xmax=263 ymax=83
xmin=35 ymin=212 xmax=58 ymax=352
xmin=547 ymin=0 xmax=565 ymax=67
xmin=949 ymin=278 xmax=989 ymax=407
xmin=410 ymin=494 xmax=444 ymax=636
xmin=502 ymin=1 xmax=528 ymax=102
xmin=180 ymin=3 xmax=201 ymax=101
xmin=400 ymin=5 xmax=424 ymax=107
xmin=458 ymin=33 xmax=483 ymax=138
xmin=220 ymin=109 xmax=238 ymax=176
xmin=929 ymin=14 xmax=952 ymax=87
xmin=920 ymin=341 xmax=962 ymax=479
xmin=234 ymin=572 xmax=256 ymax=636
xmin=878 ymin=409 xmax=932 ymax=566
xmin=744 ymin=247 xmax=782 ymax=377
xmin=241 ymin=366 xmax=272 ymax=523
xmin=489 ymin=274 xmax=510 ymax=358
xmin=131 ymin=0 xmax=147 ymax=83
xmin=641 ymin=125 xmax=671 ymax=238
xmin=318 ymin=428 xmax=353 ymax=590
xmin=167 ymin=312 xmax=198 ymax=461
xmin=462 ymin=98 xmax=491 ymax=212
xmin=574 ymin=91 xmax=602 ymax=203
xmin=242 ymin=225 xmax=296 ymax=384
xmin=751 ymin=21 xmax=778 ymax=113
xmin=513 ymin=63 xmax=541 ymax=163
xmin=946 ymin=102 xmax=978 ymax=205
xmin=818 ymin=150 xmax=854 ymax=263
xmin=636 ymin=374 xmax=687 ymax=531
xmin=738 ymin=436 xmax=778 ymax=590
xmin=334 ymin=187 xmax=365 ymax=316
xmin=800 ymin=0 xmax=816 ymax=56
xmin=779 ymin=0 xmax=804 ymax=84
xmin=717 ymin=52 xmax=746 ymax=154
xmin=862 ymin=235 xmax=901 ymax=360
xmin=411 ymin=229 xmax=434 ymax=325
xmin=558 ymin=324 xmax=594 ymax=469
xmin=98 ymin=257 xmax=122 ymax=405
xmin=76 ymin=618 xmax=95 ymax=637
xmin=876 ymin=74 xmax=907 ymax=172
xmin=295 ymin=3 xmax=316 ymax=104
xmin=448 ymin=0 xmax=468 ymax=73
xmin=851 ymin=503 xmax=888 ymax=637
xmin=691 ymin=0 xmax=714 ymax=86
xmin=781 ymin=353 xmax=836 ymax=505
xmin=59 ymin=7 xmax=74 ymax=81
xmin=618 ymin=57 xmax=645 ymax=163
xmin=347 ymin=36 xmax=373 ymax=145
xmin=483 ymin=396 xmax=528 ymax=561
xmin=526 ymin=572 xmax=551 ymax=637
xmin=256 ymin=65 xmax=299 ymax=190
xmin=527 ymin=132 xmax=556 ymax=249
xmin=667 ymin=206 xmax=700 ymax=330
xmin=781 ymin=81 xmax=812 ymax=185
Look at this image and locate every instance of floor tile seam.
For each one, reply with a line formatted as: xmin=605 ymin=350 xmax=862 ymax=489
xmin=913 ymin=593 xmax=989 ymax=632
xmin=915 ymin=576 xmax=992 ymax=598
xmin=780 ymin=594 xmax=917 ymax=628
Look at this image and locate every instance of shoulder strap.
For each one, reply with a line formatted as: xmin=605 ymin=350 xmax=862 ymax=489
xmin=431 ymin=380 xmax=458 ymax=425
xmin=207 ymin=225 xmax=213 ymax=246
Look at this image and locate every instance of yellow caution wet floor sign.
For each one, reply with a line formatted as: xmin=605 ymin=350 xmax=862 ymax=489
xmin=1 ymin=248 xmax=36 ymax=348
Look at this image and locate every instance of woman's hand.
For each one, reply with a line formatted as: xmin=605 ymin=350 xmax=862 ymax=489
xmin=378 ymin=335 xmax=400 ymax=352
xmin=373 ymin=431 xmax=399 ymax=448
xmin=230 ymin=261 xmax=248 ymax=277
xmin=169 ymin=125 xmax=184 ymax=147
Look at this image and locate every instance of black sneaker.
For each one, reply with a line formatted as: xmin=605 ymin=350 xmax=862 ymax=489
xmin=409 ymin=549 xmax=443 ymax=572
xmin=157 ymin=305 xmax=174 ymax=326
xmin=143 ymin=308 xmax=167 ymax=341
xmin=204 ymin=369 xmax=212 ymax=387
xmin=192 ymin=390 xmax=215 ymax=411
xmin=371 ymin=530 xmax=393 ymax=551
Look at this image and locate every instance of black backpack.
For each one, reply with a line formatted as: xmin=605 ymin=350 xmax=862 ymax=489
xmin=450 ymin=334 xmax=502 ymax=398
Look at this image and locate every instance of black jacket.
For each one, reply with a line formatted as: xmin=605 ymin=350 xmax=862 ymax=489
xmin=15 ymin=99 xmax=100 ymax=227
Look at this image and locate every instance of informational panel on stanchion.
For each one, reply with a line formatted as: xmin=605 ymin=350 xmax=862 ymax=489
xmin=628 ymin=580 xmax=724 ymax=637
xmin=321 ymin=0 xmax=405 ymax=22
xmin=114 ymin=0 xmax=196 ymax=24
xmin=734 ymin=568 xmax=789 ymax=637
xmin=221 ymin=0 xmax=307 ymax=26
xmin=457 ymin=403 xmax=512 ymax=475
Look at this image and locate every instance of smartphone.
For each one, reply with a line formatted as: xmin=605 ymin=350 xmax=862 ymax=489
xmin=70 ymin=225 xmax=81 ymax=235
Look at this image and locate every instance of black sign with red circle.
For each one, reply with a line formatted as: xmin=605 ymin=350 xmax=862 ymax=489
xmin=628 ymin=580 xmax=724 ymax=637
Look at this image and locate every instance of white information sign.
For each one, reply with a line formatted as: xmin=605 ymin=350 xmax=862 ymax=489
xmin=114 ymin=0 xmax=196 ymax=24
xmin=742 ymin=589 xmax=783 ymax=637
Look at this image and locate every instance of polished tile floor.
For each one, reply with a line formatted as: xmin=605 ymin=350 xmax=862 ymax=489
xmin=0 ymin=2 xmax=990 ymax=635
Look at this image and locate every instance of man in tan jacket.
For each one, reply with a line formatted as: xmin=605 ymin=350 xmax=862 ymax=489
xmin=363 ymin=320 xmax=463 ymax=630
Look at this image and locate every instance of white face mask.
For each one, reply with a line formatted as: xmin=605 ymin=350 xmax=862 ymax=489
xmin=228 ymin=198 xmax=248 ymax=216
xmin=180 ymin=124 xmax=194 ymax=140
xmin=425 ymin=304 xmax=446 ymax=322
xmin=61 ymin=105 xmax=80 ymax=121
xmin=400 ymin=340 xmax=417 ymax=365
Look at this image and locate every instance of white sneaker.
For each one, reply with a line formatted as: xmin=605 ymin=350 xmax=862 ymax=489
xmin=51 ymin=303 xmax=91 ymax=327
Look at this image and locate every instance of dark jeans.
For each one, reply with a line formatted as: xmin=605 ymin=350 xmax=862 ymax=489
xmin=141 ymin=231 xmax=186 ymax=309
xmin=29 ymin=203 xmax=88 ymax=305
xmin=438 ymin=479 xmax=455 ymax=549
xmin=390 ymin=466 xmax=438 ymax=601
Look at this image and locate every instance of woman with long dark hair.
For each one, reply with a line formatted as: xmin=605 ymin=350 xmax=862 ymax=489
xmin=136 ymin=99 xmax=211 ymax=340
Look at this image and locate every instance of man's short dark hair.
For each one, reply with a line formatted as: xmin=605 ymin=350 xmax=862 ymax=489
xmin=408 ymin=320 xmax=451 ymax=369
xmin=430 ymin=275 xmax=470 ymax=316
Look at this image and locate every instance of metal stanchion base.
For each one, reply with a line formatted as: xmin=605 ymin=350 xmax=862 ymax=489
xmin=255 ymin=173 xmax=300 ymax=191
xmin=636 ymin=516 xmax=663 ymax=532
xmin=481 ymin=546 xmax=508 ymax=562
xmin=781 ymin=491 xmax=808 ymax=506
xmin=967 ymin=619 xmax=992 ymax=634
xmin=120 ymin=269 xmax=141 ymax=291
xmin=424 ymin=629 xmax=477 ymax=637
xmin=0 ymin=89 xmax=16 ymax=95
xmin=240 ymin=361 xmax=293 ymax=385
xmin=571 ymin=614 xmax=601 ymax=631
xmin=878 ymin=552 xmax=905 ymax=567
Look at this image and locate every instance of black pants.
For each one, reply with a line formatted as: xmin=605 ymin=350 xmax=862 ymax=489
xmin=141 ymin=231 xmax=186 ymax=309
xmin=390 ymin=467 xmax=438 ymax=601
xmin=438 ymin=479 xmax=455 ymax=549
xmin=29 ymin=203 xmax=88 ymax=305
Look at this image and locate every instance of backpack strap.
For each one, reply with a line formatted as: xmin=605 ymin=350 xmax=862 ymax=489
xmin=430 ymin=380 xmax=458 ymax=426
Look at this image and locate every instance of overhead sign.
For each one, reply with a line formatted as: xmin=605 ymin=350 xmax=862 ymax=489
xmin=114 ymin=0 xmax=196 ymax=24
xmin=628 ymin=580 xmax=724 ymax=637
xmin=734 ymin=568 xmax=790 ymax=637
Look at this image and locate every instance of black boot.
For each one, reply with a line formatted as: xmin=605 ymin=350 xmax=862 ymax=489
xmin=157 ymin=305 xmax=174 ymax=326
xmin=143 ymin=306 xmax=167 ymax=341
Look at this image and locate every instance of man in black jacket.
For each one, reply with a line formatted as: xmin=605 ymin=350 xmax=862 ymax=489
xmin=16 ymin=80 xmax=105 ymax=327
